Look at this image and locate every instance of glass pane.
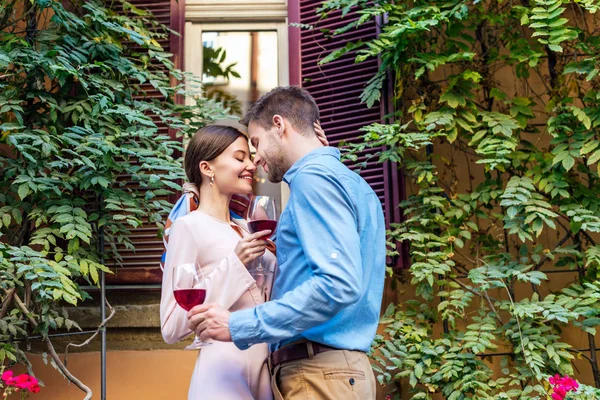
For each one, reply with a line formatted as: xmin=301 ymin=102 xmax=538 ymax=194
xmin=202 ymin=31 xmax=278 ymax=116
xmin=201 ymin=30 xmax=282 ymax=211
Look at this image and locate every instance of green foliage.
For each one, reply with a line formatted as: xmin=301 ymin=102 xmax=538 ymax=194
xmin=0 ymin=0 xmax=226 ymax=373
xmin=522 ymin=0 xmax=579 ymax=53
xmin=320 ymin=0 xmax=600 ymax=398
xmin=202 ymin=45 xmax=243 ymax=115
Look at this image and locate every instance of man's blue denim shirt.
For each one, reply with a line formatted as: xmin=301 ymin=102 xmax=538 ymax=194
xmin=229 ymin=147 xmax=386 ymax=352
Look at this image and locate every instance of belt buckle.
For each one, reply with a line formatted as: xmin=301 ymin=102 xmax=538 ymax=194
xmin=305 ymin=340 xmax=315 ymax=359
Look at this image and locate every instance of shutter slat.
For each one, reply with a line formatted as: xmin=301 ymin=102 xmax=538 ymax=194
xmin=298 ymin=1 xmax=389 ymax=216
xmin=108 ymin=0 xmax=184 ymax=284
xmin=295 ymin=1 xmax=408 ymax=269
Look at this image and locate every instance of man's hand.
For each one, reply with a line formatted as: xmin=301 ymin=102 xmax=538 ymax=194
xmin=188 ymin=303 xmax=233 ymax=342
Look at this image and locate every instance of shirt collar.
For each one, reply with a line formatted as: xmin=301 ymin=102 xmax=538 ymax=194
xmin=283 ymin=146 xmax=341 ymax=185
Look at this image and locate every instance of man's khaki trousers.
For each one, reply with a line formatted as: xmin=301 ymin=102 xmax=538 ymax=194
xmin=270 ymin=349 xmax=376 ymax=399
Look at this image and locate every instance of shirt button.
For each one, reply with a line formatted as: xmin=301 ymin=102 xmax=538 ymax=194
xmin=331 ymin=252 xmax=338 ymax=259
xmin=349 ymin=378 xmax=355 ymax=385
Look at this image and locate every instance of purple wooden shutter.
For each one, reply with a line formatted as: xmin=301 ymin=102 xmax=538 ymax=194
xmin=289 ymin=1 xmax=408 ymax=269
xmin=107 ymin=0 xmax=185 ymax=284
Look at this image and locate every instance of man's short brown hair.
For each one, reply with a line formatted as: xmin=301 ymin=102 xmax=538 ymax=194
xmin=240 ymin=86 xmax=320 ymax=136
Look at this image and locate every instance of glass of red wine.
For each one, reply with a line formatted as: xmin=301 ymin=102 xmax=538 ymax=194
xmin=247 ymin=196 xmax=277 ymax=285
xmin=172 ymin=263 xmax=211 ymax=350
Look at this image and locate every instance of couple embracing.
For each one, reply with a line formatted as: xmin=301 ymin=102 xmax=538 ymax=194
xmin=160 ymin=86 xmax=386 ymax=400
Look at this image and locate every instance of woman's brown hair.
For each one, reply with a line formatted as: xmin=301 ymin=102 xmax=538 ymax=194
xmin=184 ymin=125 xmax=246 ymax=187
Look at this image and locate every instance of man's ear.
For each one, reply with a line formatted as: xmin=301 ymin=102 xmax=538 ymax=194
xmin=272 ymin=115 xmax=286 ymax=138
xmin=199 ymin=160 xmax=213 ymax=179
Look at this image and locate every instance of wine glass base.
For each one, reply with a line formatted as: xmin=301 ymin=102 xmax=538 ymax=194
xmin=248 ymin=269 xmax=273 ymax=275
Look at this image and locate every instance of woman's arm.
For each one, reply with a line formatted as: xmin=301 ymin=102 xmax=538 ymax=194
xmin=160 ymin=218 xmax=270 ymax=344
xmin=160 ymin=219 xmax=197 ymax=344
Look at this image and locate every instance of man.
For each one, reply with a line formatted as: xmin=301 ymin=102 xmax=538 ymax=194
xmin=189 ymin=86 xmax=386 ymax=399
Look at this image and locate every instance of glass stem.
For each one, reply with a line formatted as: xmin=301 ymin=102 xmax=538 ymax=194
xmin=256 ymin=255 xmax=264 ymax=271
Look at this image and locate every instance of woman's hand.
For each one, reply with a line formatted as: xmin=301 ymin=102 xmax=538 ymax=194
xmin=234 ymin=230 xmax=271 ymax=265
xmin=314 ymin=120 xmax=329 ymax=146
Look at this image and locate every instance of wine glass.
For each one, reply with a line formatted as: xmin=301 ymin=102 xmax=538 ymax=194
xmin=172 ymin=263 xmax=211 ymax=350
xmin=247 ymin=196 xmax=278 ymax=282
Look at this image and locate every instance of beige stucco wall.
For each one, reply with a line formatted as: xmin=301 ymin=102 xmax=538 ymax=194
xmin=17 ymin=351 xmax=197 ymax=400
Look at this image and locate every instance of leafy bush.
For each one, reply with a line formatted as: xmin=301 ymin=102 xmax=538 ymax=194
xmin=0 ymin=0 xmax=226 ymax=395
xmin=320 ymin=1 xmax=600 ymax=399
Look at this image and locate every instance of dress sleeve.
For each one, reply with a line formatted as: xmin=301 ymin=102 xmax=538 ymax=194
xmin=160 ymin=218 xmax=197 ymax=344
xmin=203 ymin=236 xmax=256 ymax=310
xmin=160 ymin=217 xmax=256 ymax=344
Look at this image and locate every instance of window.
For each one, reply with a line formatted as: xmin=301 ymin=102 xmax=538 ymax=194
xmin=185 ymin=20 xmax=291 ymax=209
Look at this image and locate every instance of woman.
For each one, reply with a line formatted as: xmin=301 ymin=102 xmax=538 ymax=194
xmin=160 ymin=123 xmax=327 ymax=400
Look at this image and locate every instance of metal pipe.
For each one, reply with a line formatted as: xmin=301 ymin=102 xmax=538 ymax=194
xmin=79 ymin=284 xmax=162 ymax=291
xmin=98 ymin=193 xmax=107 ymax=400
xmin=6 ymin=330 xmax=100 ymax=342
xmin=101 ymin=266 xmax=106 ymax=400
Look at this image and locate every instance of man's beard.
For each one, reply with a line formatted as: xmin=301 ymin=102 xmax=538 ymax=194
xmin=264 ymin=136 xmax=287 ymax=183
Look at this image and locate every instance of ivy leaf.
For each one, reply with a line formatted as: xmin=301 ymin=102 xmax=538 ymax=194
xmin=414 ymin=363 xmax=424 ymax=379
xmin=89 ymin=264 xmax=99 ymax=284
xmin=581 ymin=140 xmax=599 ymax=155
xmin=562 ymin=155 xmax=575 ymax=171
xmin=80 ymin=260 xmax=89 ymax=275
xmin=587 ymin=150 xmax=600 ymax=165
xmin=440 ymin=91 xmax=466 ymax=108
xmin=62 ymin=292 xmax=78 ymax=305
xmin=569 ymin=106 xmax=592 ymax=130
xmin=18 ymin=183 xmax=30 ymax=200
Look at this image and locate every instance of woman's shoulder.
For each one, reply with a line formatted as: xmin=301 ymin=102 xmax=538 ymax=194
xmin=170 ymin=210 xmax=213 ymax=233
xmin=174 ymin=210 xmax=239 ymax=235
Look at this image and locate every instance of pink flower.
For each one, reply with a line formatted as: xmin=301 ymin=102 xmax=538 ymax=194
xmin=1 ymin=371 xmax=42 ymax=394
xmin=564 ymin=377 xmax=578 ymax=390
xmin=2 ymin=371 xmax=14 ymax=385
xmin=25 ymin=376 xmax=40 ymax=393
xmin=13 ymin=374 xmax=32 ymax=389
xmin=549 ymin=374 xmax=579 ymax=400
xmin=29 ymin=383 xmax=41 ymax=393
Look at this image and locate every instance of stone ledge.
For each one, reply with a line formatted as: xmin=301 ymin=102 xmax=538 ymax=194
xmin=27 ymin=328 xmax=191 ymax=353
xmin=66 ymin=304 xmax=161 ymax=329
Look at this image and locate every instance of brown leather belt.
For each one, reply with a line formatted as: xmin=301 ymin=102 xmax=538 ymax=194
xmin=269 ymin=340 xmax=338 ymax=369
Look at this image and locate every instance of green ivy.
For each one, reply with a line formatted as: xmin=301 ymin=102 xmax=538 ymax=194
xmin=0 ymin=0 xmax=227 ymax=383
xmin=321 ymin=0 xmax=600 ymax=398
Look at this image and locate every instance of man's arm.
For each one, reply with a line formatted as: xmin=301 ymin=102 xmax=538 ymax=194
xmin=228 ymin=165 xmax=363 ymax=349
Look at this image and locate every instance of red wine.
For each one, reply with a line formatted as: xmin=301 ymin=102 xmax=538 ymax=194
xmin=248 ymin=219 xmax=277 ymax=240
xmin=174 ymin=289 xmax=206 ymax=311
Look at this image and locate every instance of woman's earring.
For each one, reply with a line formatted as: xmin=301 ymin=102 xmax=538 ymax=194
xmin=210 ymin=174 xmax=215 ymax=187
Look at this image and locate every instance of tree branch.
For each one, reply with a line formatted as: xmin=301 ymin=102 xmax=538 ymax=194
xmin=451 ymin=278 xmax=503 ymax=325
xmin=0 ymin=288 xmax=15 ymax=319
xmin=64 ymin=299 xmax=115 ymax=368
xmin=557 ymin=216 xmax=597 ymax=246
xmin=532 ymin=233 xmax=570 ymax=271
xmin=10 ymin=290 xmax=92 ymax=400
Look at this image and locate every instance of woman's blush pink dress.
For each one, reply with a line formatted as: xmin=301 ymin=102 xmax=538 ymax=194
xmin=160 ymin=211 xmax=275 ymax=400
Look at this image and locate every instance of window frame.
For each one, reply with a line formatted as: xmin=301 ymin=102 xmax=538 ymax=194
xmin=184 ymin=20 xmax=292 ymax=205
